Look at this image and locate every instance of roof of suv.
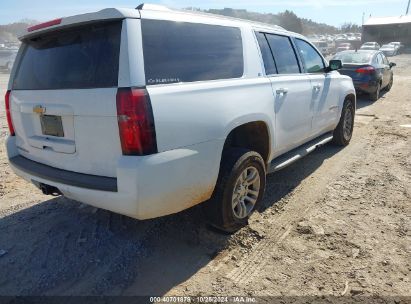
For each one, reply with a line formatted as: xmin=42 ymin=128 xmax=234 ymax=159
xmin=20 ymin=4 xmax=298 ymax=40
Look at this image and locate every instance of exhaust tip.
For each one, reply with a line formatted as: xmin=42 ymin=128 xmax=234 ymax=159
xmin=39 ymin=183 xmax=62 ymax=196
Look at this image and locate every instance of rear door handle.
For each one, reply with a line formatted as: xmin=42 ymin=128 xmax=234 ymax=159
xmin=276 ymin=88 xmax=288 ymax=95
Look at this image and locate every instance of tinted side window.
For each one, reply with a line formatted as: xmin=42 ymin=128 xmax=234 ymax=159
xmin=13 ymin=21 xmax=121 ymax=90
xmin=142 ymin=20 xmax=243 ymax=85
xmin=255 ymin=32 xmax=277 ymax=75
xmin=265 ymin=34 xmax=300 ymax=74
xmin=295 ymin=39 xmax=325 ymax=73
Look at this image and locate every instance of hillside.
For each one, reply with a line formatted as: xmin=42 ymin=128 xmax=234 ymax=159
xmin=195 ymin=8 xmax=348 ymax=35
xmin=0 ymin=20 xmax=36 ymax=43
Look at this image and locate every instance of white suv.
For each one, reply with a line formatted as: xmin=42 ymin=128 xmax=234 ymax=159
xmin=5 ymin=5 xmax=355 ymax=232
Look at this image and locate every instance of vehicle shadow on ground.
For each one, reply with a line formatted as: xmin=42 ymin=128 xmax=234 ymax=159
xmin=260 ymin=144 xmax=343 ymax=212
xmin=0 ymin=145 xmax=344 ymax=296
xmin=356 ymin=91 xmax=388 ymax=110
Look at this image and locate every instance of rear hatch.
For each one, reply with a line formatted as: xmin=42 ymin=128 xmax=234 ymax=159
xmin=9 ymin=21 xmax=123 ymax=177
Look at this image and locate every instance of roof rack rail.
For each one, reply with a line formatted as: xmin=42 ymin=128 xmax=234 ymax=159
xmin=136 ymin=3 xmax=171 ymax=11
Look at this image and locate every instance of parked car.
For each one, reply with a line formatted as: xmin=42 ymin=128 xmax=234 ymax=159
xmin=389 ymin=42 xmax=404 ymax=54
xmin=380 ymin=44 xmax=398 ymax=57
xmin=332 ymin=50 xmax=395 ymax=101
xmin=335 ymin=34 xmax=348 ymax=42
xmin=360 ymin=42 xmax=380 ymax=50
xmin=5 ymin=5 xmax=356 ymax=232
xmin=347 ymin=33 xmax=357 ymax=42
xmin=336 ymin=43 xmax=353 ymax=52
xmin=0 ymin=48 xmax=17 ymax=72
xmin=311 ymin=40 xmax=331 ymax=56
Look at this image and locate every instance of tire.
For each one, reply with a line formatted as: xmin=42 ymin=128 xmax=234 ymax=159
xmin=370 ymin=82 xmax=381 ymax=101
xmin=203 ymin=148 xmax=266 ymax=233
xmin=385 ymin=75 xmax=393 ymax=92
xmin=332 ymin=98 xmax=355 ymax=146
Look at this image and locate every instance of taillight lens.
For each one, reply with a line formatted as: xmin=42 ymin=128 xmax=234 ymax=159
xmin=116 ymin=87 xmax=157 ymax=156
xmin=27 ymin=18 xmax=62 ymax=32
xmin=5 ymin=90 xmax=15 ymax=136
xmin=356 ymin=66 xmax=375 ymax=75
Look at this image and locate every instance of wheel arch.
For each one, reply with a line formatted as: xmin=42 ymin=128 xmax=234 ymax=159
xmin=338 ymin=76 xmax=357 ymax=113
xmin=345 ymin=93 xmax=356 ymax=111
xmin=222 ymin=118 xmax=272 ymax=165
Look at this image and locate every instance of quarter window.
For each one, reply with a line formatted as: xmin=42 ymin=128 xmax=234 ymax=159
xmin=255 ymin=32 xmax=277 ymax=75
xmin=295 ymin=39 xmax=325 ymax=73
xmin=141 ymin=20 xmax=244 ymax=85
xmin=265 ymin=34 xmax=300 ymax=74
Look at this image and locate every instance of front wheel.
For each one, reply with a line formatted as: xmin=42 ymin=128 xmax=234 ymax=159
xmin=385 ymin=75 xmax=393 ymax=92
xmin=332 ymin=98 xmax=355 ymax=146
xmin=203 ymin=148 xmax=266 ymax=233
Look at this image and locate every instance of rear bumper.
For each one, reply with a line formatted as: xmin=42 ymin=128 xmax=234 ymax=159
xmin=9 ymin=155 xmax=117 ymax=192
xmin=6 ymin=136 xmax=223 ymax=220
xmin=353 ymin=81 xmax=378 ymax=94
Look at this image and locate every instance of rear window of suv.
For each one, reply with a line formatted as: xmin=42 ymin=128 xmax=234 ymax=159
xmin=13 ymin=21 xmax=122 ymax=90
xmin=141 ymin=20 xmax=244 ymax=85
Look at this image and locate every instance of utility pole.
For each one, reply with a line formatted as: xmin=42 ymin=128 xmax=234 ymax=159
xmin=407 ymin=0 xmax=411 ymax=14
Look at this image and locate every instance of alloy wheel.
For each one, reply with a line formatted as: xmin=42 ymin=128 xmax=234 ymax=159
xmin=232 ymin=166 xmax=261 ymax=219
xmin=343 ymin=105 xmax=354 ymax=141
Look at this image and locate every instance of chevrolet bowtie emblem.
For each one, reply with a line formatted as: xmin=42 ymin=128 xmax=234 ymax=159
xmin=33 ymin=105 xmax=46 ymax=114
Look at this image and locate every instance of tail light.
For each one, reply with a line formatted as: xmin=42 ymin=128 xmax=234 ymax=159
xmin=116 ymin=87 xmax=157 ymax=156
xmin=5 ymin=90 xmax=15 ymax=136
xmin=27 ymin=18 xmax=62 ymax=32
xmin=356 ymin=66 xmax=376 ymax=75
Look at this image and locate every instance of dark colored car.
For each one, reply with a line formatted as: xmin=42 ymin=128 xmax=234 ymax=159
xmin=332 ymin=50 xmax=396 ymax=101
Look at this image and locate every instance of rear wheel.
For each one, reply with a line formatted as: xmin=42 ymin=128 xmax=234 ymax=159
xmin=370 ymin=82 xmax=381 ymax=101
xmin=332 ymin=98 xmax=355 ymax=146
xmin=203 ymin=148 xmax=266 ymax=233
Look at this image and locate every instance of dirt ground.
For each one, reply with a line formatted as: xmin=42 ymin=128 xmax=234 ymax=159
xmin=0 ymin=56 xmax=410 ymax=300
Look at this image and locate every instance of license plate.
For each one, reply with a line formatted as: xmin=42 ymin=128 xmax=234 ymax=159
xmin=40 ymin=115 xmax=64 ymax=137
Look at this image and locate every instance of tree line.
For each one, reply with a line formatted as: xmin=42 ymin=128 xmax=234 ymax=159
xmin=195 ymin=8 xmax=361 ymax=35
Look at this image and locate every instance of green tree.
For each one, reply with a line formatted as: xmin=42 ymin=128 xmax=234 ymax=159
xmin=277 ymin=10 xmax=303 ymax=34
xmin=340 ymin=22 xmax=362 ymax=33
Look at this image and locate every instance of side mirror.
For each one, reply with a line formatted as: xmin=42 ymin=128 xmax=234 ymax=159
xmin=389 ymin=62 xmax=396 ymax=68
xmin=328 ymin=59 xmax=343 ymax=72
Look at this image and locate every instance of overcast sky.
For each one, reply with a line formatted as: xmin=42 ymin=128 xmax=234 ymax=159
xmin=0 ymin=0 xmax=409 ymax=26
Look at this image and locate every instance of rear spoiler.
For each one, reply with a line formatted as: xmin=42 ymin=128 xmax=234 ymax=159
xmin=19 ymin=8 xmax=140 ymax=40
